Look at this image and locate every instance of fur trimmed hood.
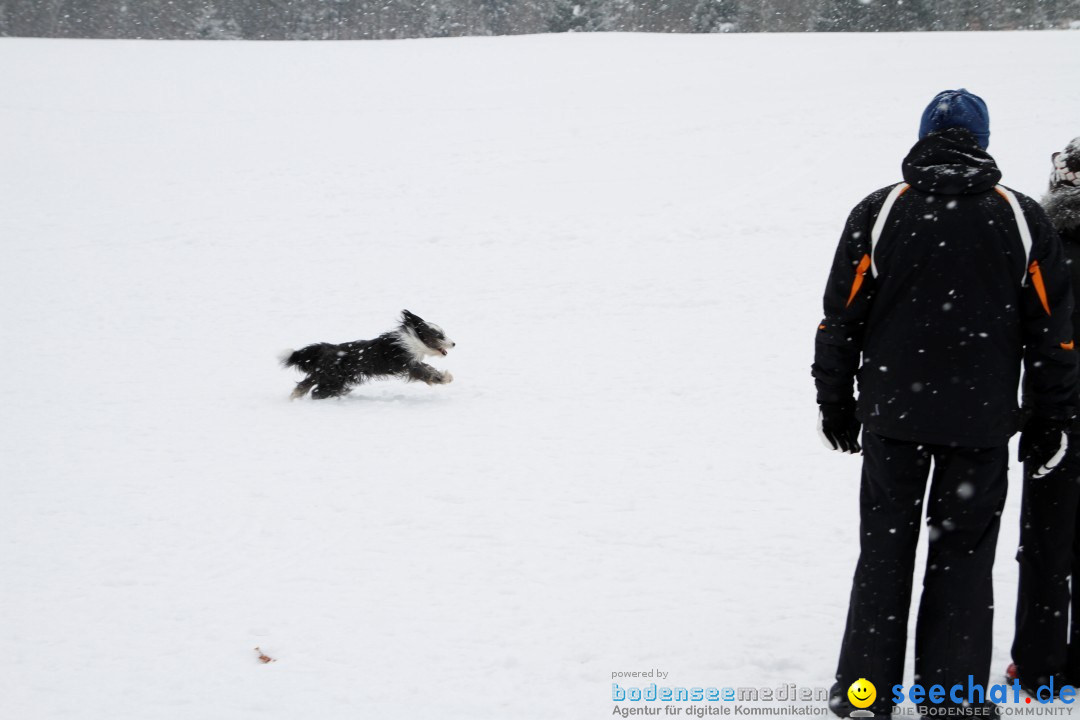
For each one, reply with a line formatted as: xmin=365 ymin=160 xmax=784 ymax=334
xmin=1043 ymin=185 xmax=1080 ymax=233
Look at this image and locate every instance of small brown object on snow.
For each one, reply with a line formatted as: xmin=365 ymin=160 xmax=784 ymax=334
xmin=254 ymin=647 xmax=276 ymax=663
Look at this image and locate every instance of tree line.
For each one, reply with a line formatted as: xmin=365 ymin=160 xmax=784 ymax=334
xmin=2 ymin=0 xmax=1078 ymax=40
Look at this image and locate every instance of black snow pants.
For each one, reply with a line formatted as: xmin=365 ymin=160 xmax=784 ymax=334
xmin=1011 ymin=460 xmax=1080 ymax=690
xmin=830 ymin=431 xmax=1008 ymax=717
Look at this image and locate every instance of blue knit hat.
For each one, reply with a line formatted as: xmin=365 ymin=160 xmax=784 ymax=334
xmin=918 ymin=89 xmax=990 ymax=149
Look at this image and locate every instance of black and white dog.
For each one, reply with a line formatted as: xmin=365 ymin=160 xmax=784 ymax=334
xmin=281 ymin=310 xmax=455 ymax=400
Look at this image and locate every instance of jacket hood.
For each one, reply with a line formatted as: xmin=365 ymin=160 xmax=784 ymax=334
xmin=1043 ymin=185 xmax=1080 ymax=233
xmin=901 ymin=127 xmax=1002 ymax=195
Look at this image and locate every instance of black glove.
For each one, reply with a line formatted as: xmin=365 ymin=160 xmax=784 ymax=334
xmin=1019 ymin=415 xmax=1070 ymax=469
xmin=819 ymin=402 xmax=861 ymax=454
xmin=1036 ymin=430 xmax=1080 ymax=480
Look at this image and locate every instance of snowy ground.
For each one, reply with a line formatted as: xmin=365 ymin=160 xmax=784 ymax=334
xmin=2 ymin=31 xmax=1079 ymax=720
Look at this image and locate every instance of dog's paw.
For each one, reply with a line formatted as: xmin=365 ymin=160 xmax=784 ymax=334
xmin=440 ymin=371 xmax=454 ymax=384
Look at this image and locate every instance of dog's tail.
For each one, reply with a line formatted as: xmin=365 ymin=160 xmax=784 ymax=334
xmin=278 ymin=348 xmax=298 ymax=368
xmin=280 ymin=344 xmax=328 ymax=373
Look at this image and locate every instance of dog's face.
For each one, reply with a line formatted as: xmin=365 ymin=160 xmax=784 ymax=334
xmin=401 ymin=310 xmax=455 ymax=356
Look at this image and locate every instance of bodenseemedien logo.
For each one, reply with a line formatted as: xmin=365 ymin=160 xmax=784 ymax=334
xmin=610 ymin=677 xmax=833 ymax=716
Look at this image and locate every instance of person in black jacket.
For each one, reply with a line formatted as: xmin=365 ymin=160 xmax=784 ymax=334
xmin=1009 ymin=137 xmax=1080 ymax=694
xmin=814 ymin=90 xmax=1078 ymax=719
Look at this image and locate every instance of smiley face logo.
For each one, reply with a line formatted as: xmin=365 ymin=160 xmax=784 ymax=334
xmin=847 ymin=678 xmax=876 ymax=709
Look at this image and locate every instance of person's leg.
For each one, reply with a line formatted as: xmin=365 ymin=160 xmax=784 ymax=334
xmin=1013 ymin=462 xmax=1080 ymax=691
xmin=831 ymin=432 xmax=930 ymax=717
xmin=914 ymin=443 xmax=1008 ymax=707
xmin=1064 ymin=475 xmax=1080 ymax=686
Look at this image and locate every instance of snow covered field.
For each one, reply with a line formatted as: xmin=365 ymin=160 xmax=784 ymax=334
xmin=2 ymin=30 xmax=1079 ymax=720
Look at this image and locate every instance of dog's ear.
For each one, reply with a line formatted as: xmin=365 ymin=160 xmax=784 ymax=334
xmin=401 ymin=309 xmax=421 ymax=325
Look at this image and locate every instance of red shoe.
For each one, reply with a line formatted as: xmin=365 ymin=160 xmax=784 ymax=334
xmin=1006 ymin=663 xmax=1019 ymax=681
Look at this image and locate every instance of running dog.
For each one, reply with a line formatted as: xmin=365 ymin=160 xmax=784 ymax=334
xmin=280 ymin=310 xmax=455 ymax=400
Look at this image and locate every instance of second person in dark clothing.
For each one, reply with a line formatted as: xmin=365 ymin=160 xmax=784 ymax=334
xmin=1010 ymin=136 xmax=1080 ymax=695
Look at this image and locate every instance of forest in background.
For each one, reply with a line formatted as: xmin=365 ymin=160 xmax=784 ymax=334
xmin=2 ymin=0 xmax=1079 ymax=40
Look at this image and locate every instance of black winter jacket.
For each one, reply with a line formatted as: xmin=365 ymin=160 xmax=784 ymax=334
xmin=1045 ymin=184 xmax=1080 ymax=341
xmin=813 ymin=128 xmax=1077 ymax=447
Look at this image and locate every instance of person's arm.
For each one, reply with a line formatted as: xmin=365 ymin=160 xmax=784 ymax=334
xmin=813 ymin=194 xmax=879 ymax=406
xmin=812 ymin=192 xmax=882 ymax=452
xmin=1018 ymin=194 xmax=1078 ymax=470
xmin=1020 ymin=194 xmax=1078 ymax=420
